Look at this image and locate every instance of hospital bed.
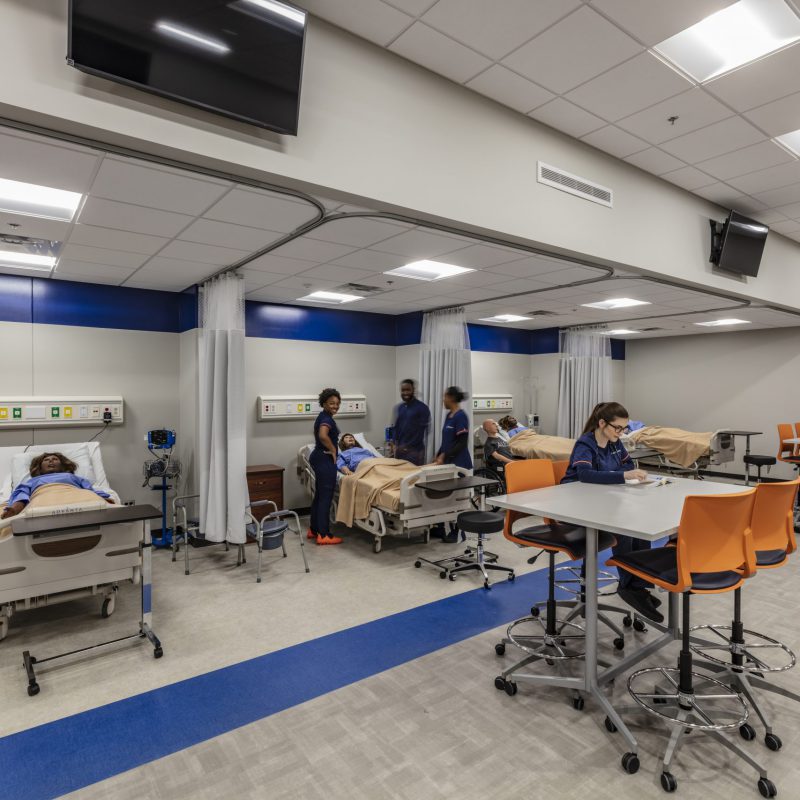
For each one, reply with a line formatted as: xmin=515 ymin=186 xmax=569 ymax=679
xmin=297 ymin=434 xmax=474 ymax=552
xmin=0 ymin=442 xmax=141 ymax=642
xmin=621 ymin=427 xmax=736 ymax=476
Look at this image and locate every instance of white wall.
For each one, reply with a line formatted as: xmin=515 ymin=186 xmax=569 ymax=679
xmin=625 ymin=327 xmax=800 ymax=479
xmin=2 ymin=2 xmax=800 ymax=309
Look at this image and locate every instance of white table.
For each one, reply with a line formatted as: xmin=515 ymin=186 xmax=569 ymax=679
xmin=493 ymin=476 xmax=745 ymax=756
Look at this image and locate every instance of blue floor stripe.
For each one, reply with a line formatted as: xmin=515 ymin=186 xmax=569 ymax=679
xmin=0 ymin=560 xmax=597 ymax=800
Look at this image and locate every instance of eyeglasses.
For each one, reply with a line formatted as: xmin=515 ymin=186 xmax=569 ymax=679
xmin=606 ymin=422 xmax=629 ymax=434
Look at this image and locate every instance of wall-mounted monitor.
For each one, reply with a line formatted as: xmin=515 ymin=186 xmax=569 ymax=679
xmin=67 ymin=0 xmax=307 ymax=135
xmin=709 ymin=210 xmax=769 ymax=278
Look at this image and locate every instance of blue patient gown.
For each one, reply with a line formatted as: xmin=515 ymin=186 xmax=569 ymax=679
xmin=336 ymin=447 xmax=375 ymax=473
xmin=8 ymin=472 xmax=109 ymax=506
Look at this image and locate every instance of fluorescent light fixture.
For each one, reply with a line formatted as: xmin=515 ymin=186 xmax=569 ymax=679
xmin=582 ymin=298 xmax=651 ymax=310
xmin=384 ymin=260 xmax=474 ymax=282
xmin=605 ymin=329 xmax=638 ymax=335
xmin=0 ymin=177 xmax=82 ymax=222
xmin=776 ymin=128 xmax=800 ymax=157
xmin=155 ymin=21 xmax=231 ymax=54
xmin=239 ymin=0 xmax=306 ymax=25
xmin=297 ymin=290 xmax=362 ymax=304
xmin=0 ymin=250 xmax=56 ymax=271
xmin=653 ymin=0 xmax=800 ymax=83
xmin=479 ymin=314 xmax=532 ymax=323
xmin=694 ymin=318 xmax=751 ymax=327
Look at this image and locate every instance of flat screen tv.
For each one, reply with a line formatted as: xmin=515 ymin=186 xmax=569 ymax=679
xmin=710 ymin=210 xmax=769 ymax=278
xmin=68 ymin=0 xmax=307 ymax=135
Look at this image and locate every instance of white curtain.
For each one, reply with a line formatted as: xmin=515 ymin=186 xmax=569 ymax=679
xmin=197 ymin=273 xmax=248 ymax=543
xmin=556 ymin=329 xmax=612 ymax=439
xmin=419 ymin=307 xmax=472 ymax=461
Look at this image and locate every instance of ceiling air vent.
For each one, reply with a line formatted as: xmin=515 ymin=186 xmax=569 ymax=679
xmin=336 ymin=282 xmax=384 ymax=296
xmin=526 ymin=309 xmax=559 ymax=317
xmin=639 ymin=327 xmax=663 ymax=332
xmin=537 ymin=162 xmax=613 ymax=208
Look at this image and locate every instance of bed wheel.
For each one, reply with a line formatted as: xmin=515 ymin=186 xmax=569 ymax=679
xmin=101 ymin=596 xmax=115 ymax=619
xmin=0 ymin=616 xmax=8 ymax=642
xmin=373 ymin=539 xmax=382 ymax=554
xmin=154 ymin=646 xmax=164 ymax=659
xmin=27 ymin=682 xmax=40 ymax=697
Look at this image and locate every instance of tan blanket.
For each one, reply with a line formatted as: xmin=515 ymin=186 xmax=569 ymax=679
xmin=509 ymin=429 xmax=575 ymax=461
xmin=627 ymin=426 xmax=712 ymax=469
xmin=1 ymin=483 xmax=109 ymax=542
xmin=335 ymin=458 xmax=419 ymax=526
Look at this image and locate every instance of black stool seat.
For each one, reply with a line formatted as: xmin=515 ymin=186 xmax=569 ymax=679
xmin=744 ymin=454 xmax=776 ymax=467
xmin=457 ymin=510 xmax=504 ymax=534
xmin=514 ymin=523 xmax=615 ymax=560
xmin=756 ymin=548 xmax=788 ymax=567
xmin=614 ymin=547 xmax=742 ymax=592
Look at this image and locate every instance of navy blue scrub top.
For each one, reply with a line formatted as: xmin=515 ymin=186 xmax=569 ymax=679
xmin=439 ymin=408 xmax=472 ymax=470
xmin=313 ymin=411 xmax=339 ymax=453
xmin=394 ymin=397 xmax=430 ymax=452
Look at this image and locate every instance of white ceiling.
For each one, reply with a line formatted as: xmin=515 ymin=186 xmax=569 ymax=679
xmin=1 ymin=125 xmax=798 ymax=339
xmin=296 ymin=0 xmax=800 ymax=242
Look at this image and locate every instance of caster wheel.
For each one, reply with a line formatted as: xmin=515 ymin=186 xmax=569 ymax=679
xmin=507 ymin=573 xmax=515 ymax=582
xmin=613 ymin=637 xmax=625 ymax=651
xmin=504 ymin=681 xmax=518 ymax=697
xmin=545 ymin=658 xmax=555 ymax=666
xmin=758 ymin=777 xmax=777 ymax=798
xmin=621 ymin=753 xmax=640 ymax=775
xmin=449 ymin=574 xmax=456 ymax=581
xmin=464 ymin=548 xmax=471 ymax=555
xmin=483 ymin=580 xmax=490 ymax=590
xmin=27 ymin=683 xmax=40 ymax=697
xmin=765 ymin=733 xmax=782 ymax=752
xmin=101 ymin=598 xmax=113 ymax=618
xmin=530 ymin=607 xmax=540 ymax=618
xmin=439 ymin=571 xmax=447 ymax=579
xmin=633 ymin=618 xmax=647 ymax=633
xmin=495 ymin=643 xmax=506 ymax=656
xmin=414 ymin=561 xmax=421 ymax=568
xmin=572 ymin=696 xmax=585 ymax=711
xmin=604 ymin=716 xmax=617 ymax=733
xmin=494 ymin=675 xmax=506 ymax=691
xmin=154 ymin=646 xmax=163 ymax=659
xmin=622 ymin=615 xmax=632 ymax=628
xmin=373 ymin=540 xmax=382 ymax=554
xmin=660 ymin=772 xmax=677 ymax=793
xmin=740 ymin=723 xmax=757 ymax=742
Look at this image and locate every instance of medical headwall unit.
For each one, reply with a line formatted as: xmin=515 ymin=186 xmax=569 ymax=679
xmin=0 ymin=397 xmax=124 ymax=429
xmin=472 ymin=394 xmax=513 ymax=413
xmin=257 ymin=395 xmax=367 ymax=421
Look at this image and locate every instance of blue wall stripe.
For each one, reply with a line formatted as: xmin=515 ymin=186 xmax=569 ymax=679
xmin=468 ymin=323 xmax=532 ymax=355
xmin=0 ymin=560 xmax=602 ymax=800
xmin=0 ymin=275 xmax=33 ymax=323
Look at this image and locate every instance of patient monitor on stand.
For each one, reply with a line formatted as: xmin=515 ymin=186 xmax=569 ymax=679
xmin=143 ymin=429 xmax=180 ymax=548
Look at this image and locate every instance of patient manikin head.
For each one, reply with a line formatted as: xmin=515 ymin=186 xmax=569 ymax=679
xmin=482 ymin=419 xmax=499 ymax=437
xmin=340 ymin=434 xmax=357 ymax=451
xmin=498 ymin=416 xmax=518 ymax=432
xmin=29 ymin=452 xmax=77 ymax=477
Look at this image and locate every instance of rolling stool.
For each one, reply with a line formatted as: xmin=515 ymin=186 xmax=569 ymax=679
xmin=744 ymin=455 xmax=776 ymax=486
xmin=415 ymin=511 xmax=514 ymax=588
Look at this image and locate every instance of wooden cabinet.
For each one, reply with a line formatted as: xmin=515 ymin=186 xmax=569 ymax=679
xmin=247 ymin=464 xmax=285 ymax=521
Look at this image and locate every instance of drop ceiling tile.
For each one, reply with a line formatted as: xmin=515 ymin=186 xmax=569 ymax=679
xmin=246 ymin=286 xmax=307 ymax=303
xmin=134 ymin=257 xmax=217 ymax=279
xmin=371 ymin=228 xmax=469 ymax=258
xmin=51 ymin=270 xmax=128 ymax=286
xmin=581 ymin=126 xmax=649 ymax=158
xmin=58 ymin=243 xmax=150 ymax=268
xmin=244 ymin=253 xmax=319 ymax=274
xmin=502 ymin=6 xmax=642 ymax=94
xmin=537 ymin=265 xmax=611 ymax=284
xmin=770 ymin=219 xmax=800 ymax=235
xmin=123 ymin=277 xmax=193 ymax=292
xmin=492 ymin=277 xmax=560 ymax=295
xmin=624 ymin=147 xmax=686 ymax=175
xmin=328 ymin=249 xmax=410 ymax=271
xmin=774 ymin=200 xmax=800 ymax=218
xmin=693 ymin=183 xmax=765 ymax=211
xmin=694 ymin=141 xmax=795 ymax=181
xmin=445 ymin=269 xmax=516 ymax=289
xmin=743 ymin=90 xmax=800 ymax=137
xmin=384 ymin=0 xmax=437 ymax=15
xmin=306 ymin=217 xmax=408 ymax=247
xmin=616 ymin=88 xmax=733 ymax=145
xmin=589 ymin=0 xmax=735 ymax=45
xmin=660 ymin=117 xmax=765 ymax=163
xmin=528 ymin=98 xmax=606 ymax=137
xmin=753 ymin=183 xmax=800 ymax=209
xmin=53 ymin=260 xmax=132 ymax=284
xmin=660 ymin=165 xmax=717 ymax=190
xmin=296 ymin=263 xmax=380 ymax=283
xmin=484 ymin=255 xmax=581 ymax=279
xmin=178 ymin=218 xmax=281 ymax=251
xmin=90 ymin=158 xmax=230 ymax=215
xmin=0 ymin=131 xmax=100 ymax=193
xmin=465 ymin=64 xmax=555 ymax=114
xmin=567 ymin=52 xmax=690 ymax=122
xmin=750 ymin=209 xmax=789 ymax=224
xmin=0 ymin=211 xmax=70 ymax=241
xmin=730 ymin=162 xmax=800 ymax=196
xmin=204 ymin=189 xmax=318 ymax=232
xmin=299 ymin=0 xmax=414 ymax=47
xmin=237 ymin=269 xmax=287 ymax=292
xmin=158 ymin=240 xmax=251 ymax=266
xmin=389 ymin=22 xmax=492 ymax=83
xmin=68 ymin=225 xmax=168 ymax=255
xmin=421 ymin=0 xmax=580 ymax=60
xmin=433 ymin=244 xmax=529 ymax=269
xmin=704 ymin=43 xmax=800 ymax=112
xmin=271 ymin=237 xmax=359 ymax=262
xmin=271 ymin=275 xmax=342 ymax=292
xmin=78 ymin=197 xmax=193 ymax=237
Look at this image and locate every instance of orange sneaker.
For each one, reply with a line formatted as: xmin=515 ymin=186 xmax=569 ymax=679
xmin=307 ymin=529 xmax=316 ymax=540
xmin=316 ymin=534 xmax=343 ymax=545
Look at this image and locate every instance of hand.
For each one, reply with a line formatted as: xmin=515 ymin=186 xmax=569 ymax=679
xmin=628 ymin=469 xmax=648 ymax=481
xmin=105 ymin=497 xmax=115 ymax=504
xmin=342 ymin=467 xmax=353 ymax=475
xmin=1 ymin=501 xmax=25 ymax=519
xmin=435 ymin=454 xmax=445 ymax=465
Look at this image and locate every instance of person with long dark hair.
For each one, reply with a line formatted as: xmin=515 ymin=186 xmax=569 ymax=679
xmin=308 ymin=388 xmax=343 ymax=545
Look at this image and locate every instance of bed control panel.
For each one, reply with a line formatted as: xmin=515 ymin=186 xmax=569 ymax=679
xmin=472 ymin=394 xmax=513 ymax=413
xmin=0 ymin=396 xmax=124 ymax=428
xmin=257 ymin=394 xmax=367 ymax=421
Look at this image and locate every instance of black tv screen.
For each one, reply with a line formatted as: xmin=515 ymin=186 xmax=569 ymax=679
xmin=68 ymin=0 xmax=307 ymax=134
xmin=715 ymin=210 xmax=769 ymax=278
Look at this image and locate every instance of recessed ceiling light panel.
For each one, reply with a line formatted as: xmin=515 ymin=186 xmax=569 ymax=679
xmin=384 ymin=260 xmax=474 ymax=282
xmin=582 ymin=298 xmax=651 ymax=310
xmin=0 ymin=250 xmax=57 ymax=271
xmin=694 ymin=318 xmax=751 ymax=327
xmin=653 ymin=0 xmax=800 ymax=83
xmin=605 ymin=329 xmax=638 ymax=335
xmin=776 ymin=128 xmax=800 ymax=157
xmin=479 ymin=314 xmax=533 ymax=323
xmin=0 ymin=178 xmax=82 ymax=222
xmin=297 ymin=290 xmax=362 ymax=304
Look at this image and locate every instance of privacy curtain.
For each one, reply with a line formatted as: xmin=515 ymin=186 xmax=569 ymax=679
xmin=197 ymin=273 xmax=248 ymax=543
xmin=419 ymin=307 xmax=472 ymax=462
xmin=556 ymin=329 xmax=612 ymax=439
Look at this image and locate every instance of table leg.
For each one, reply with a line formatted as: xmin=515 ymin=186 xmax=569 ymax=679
xmin=140 ymin=518 xmax=162 ymax=657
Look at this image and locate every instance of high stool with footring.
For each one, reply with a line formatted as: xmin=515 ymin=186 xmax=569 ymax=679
xmin=689 ymin=478 xmax=800 ymax=751
xmin=605 ymin=488 xmax=778 ymax=797
xmin=743 ymin=455 xmax=777 ymax=486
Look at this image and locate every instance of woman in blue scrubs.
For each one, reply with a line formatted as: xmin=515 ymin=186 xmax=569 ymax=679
xmin=309 ymin=388 xmax=343 ymax=545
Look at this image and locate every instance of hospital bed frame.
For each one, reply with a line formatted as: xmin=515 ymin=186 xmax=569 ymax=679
xmin=297 ymin=444 xmax=474 ymax=553
xmin=0 ymin=443 xmax=139 ymax=643
xmin=622 ymin=429 xmax=736 ymax=478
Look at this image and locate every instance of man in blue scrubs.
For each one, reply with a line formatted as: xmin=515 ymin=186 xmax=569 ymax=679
xmin=392 ymin=379 xmax=430 ymax=466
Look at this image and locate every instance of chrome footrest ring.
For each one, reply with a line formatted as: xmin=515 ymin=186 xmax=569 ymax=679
xmin=689 ymin=624 xmax=796 ymax=673
xmin=554 ymin=566 xmax=618 ymax=597
xmin=507 ymin=616 xmax=585 ymax=660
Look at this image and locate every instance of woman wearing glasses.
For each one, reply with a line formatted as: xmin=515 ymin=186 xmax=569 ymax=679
xmin=561 ymin=401 xmax=662 ymax=623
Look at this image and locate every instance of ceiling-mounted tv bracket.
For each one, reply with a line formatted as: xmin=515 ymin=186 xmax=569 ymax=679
xmin=709 ymin=218 xmax=724 ymax=264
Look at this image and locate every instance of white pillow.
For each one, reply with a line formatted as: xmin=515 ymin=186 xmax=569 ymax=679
xmin=11 ymin=444 xmax=97 ymax=489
